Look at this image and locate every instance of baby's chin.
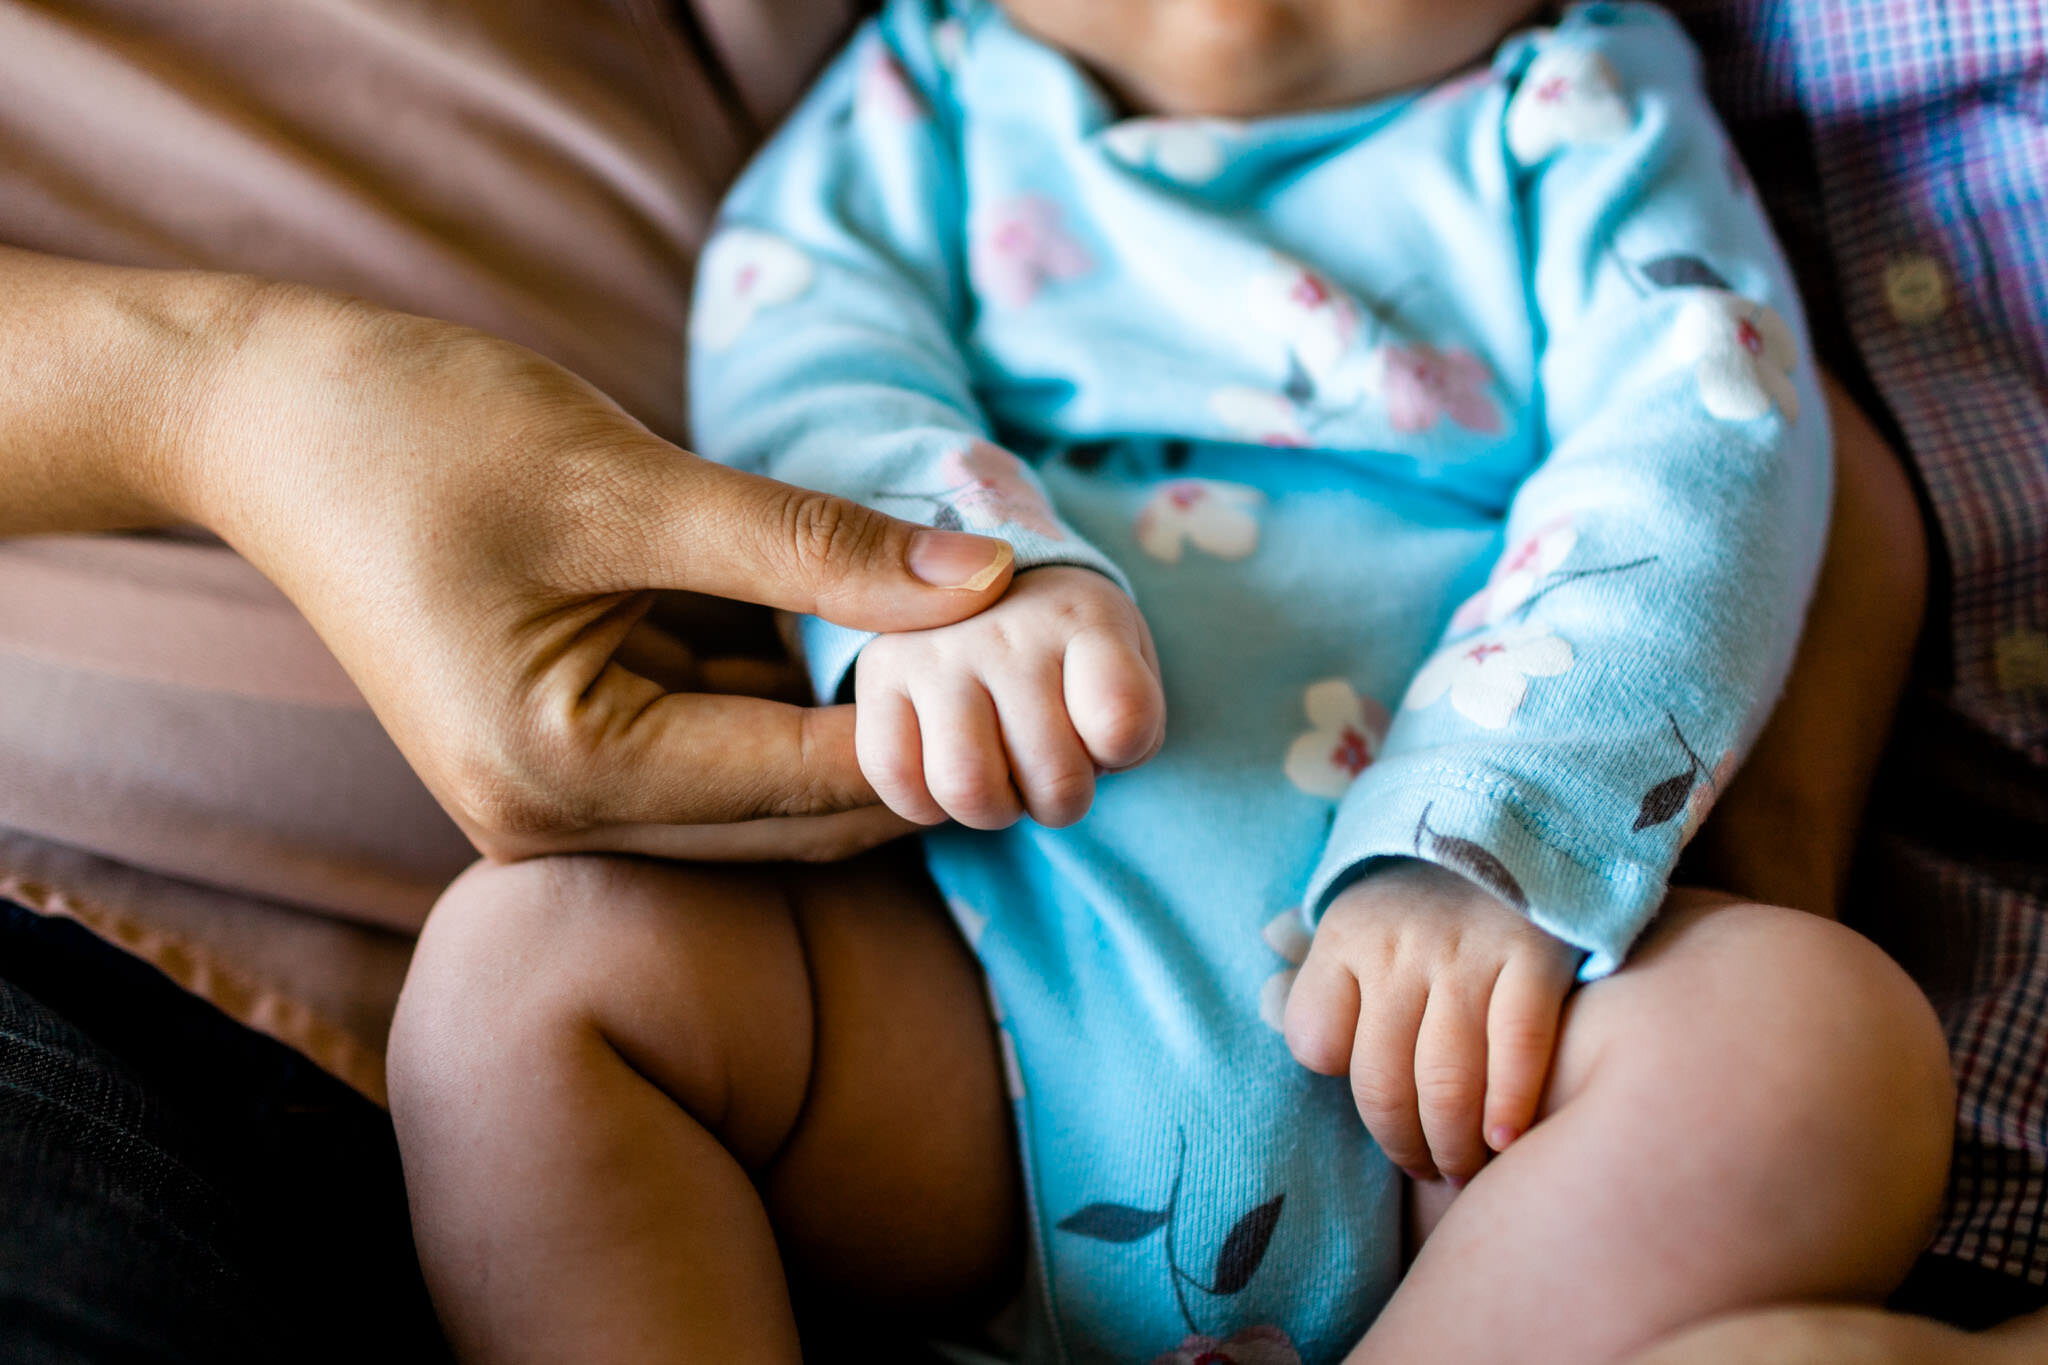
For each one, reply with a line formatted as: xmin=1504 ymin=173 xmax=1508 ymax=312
xmin=1103 ymin=45 xmax=1490 ymax=121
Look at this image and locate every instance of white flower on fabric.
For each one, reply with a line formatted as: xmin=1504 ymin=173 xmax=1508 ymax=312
xmin=1676 ymin=290 xmax=1801 ymax=423
xmin=1135 ymin=479 xmax=1265 ymax=563
xmin=1246 ymin=257 xmax=1363 ymax=386
xmin=1284 ymin=678 xmax=1392 ymax=799
xmin=1504 ymin=42 xmax=1634 ymax=162
xmin=1258 ymin=906 xmax=1313 ymax=1033
xmin=1449 ymin=515 xmax=1578 ymax=632
xmin=1208 ymin=387 xmax=1310 ymax=448
xmin=1101 ymin=118 xmax=1238 ymax=183
xmin=693 ymin=229 xmax=814 ymax=352
xmin=1404 ymin=625 xmax=1574 ymax=730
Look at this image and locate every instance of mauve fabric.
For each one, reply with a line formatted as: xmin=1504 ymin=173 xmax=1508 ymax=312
xmin=0 ymin=0 xmax=856 ymax=1093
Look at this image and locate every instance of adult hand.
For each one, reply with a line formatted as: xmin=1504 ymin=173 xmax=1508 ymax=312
xmin=2 ymin=249 xmax=1014 ymax=862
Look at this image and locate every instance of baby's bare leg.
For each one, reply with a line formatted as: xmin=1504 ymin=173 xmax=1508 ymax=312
xmin=1354 ymin=892 xmax=1954 ymax=1364
xmin=386 ymin=853 xmax=1019 ymax=1365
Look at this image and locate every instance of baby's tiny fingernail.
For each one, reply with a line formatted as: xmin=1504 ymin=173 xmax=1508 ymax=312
xmin=1488 ymin=1125 xmax=1520 ymax=1151
xmin=908 ymin=531 xmax=1012 ymax=590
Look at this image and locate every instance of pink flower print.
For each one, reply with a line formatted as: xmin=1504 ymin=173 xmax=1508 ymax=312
xmin=939 ymin=441 xmax=1066 ymax=540
xmin=1135 ymin=478 xmax=1265 ymax=563
xmin=971 ymin=196 xmax=1094 ymax=309
xmin=1504 ymin=43 xmax=1634 ymax=162
xmin=1449 ymin=515 xmax=1578 ymax=633
xmin=1150 ymin=1325 xmax=1302 ymax=1365
xmin=1676 ymin=290 xmax=1801 ymax=422
xmin=1258 ymin=906 xmax=1312 ymax=1033
xmin=855 ymin=43 xmax=922 ymax=123
xmin=1208 ymin=387 xmax=1310 ymax=448
xmin=1404 ymin=624 xmax=1573 ymax=730
xmin=1377 ymin=344 xmax=1502 ymax=434
xmin=1247 ymin=257 xmax=1363 ymax=388
xmin=1284 ymin=678 xmax=1391 ymax=799
xmin=692 ymin=229 xmax=814 ymax=352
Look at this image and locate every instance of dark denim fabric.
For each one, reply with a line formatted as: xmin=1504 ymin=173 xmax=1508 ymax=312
xmin=0 ymin=899 xmax=449 ymax=1364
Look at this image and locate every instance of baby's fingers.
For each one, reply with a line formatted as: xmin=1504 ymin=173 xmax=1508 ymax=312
xmin=1349 ymin=974 xmax=1434 ymax=1181
xmin=1282 ymin=937 xmax=1361 ymax=1077
xmin=912 ymin=677 xmax=1024 ymax=830
xmin=1415 ymin=978 xmax=1492 ymax=1182
xmin=853 ymin=684 xmax=946 ymax=826
xmin=989 ymin=664 xmax=1096 ymax=828
xmin=1483 ymin=959 xmax=1569 ymax=1154
xmin=1063 ymin=627 xmax=1165 ymax=772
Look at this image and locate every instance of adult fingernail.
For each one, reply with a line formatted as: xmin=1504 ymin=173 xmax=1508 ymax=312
xmin=1400 ymin=1166 xmax=1432 ymax=1183
xmin=1488 ymin=1125 xmax=1519 ymax=1151
xmin=908 ymin=530 xmax=1012 ymax=590
xmin=1447 ymin=1175 xmax=1468 ymax=1191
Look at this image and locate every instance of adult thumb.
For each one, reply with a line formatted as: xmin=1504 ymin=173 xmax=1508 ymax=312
xmin=644 ymin=456 xmax=1015 ymax=633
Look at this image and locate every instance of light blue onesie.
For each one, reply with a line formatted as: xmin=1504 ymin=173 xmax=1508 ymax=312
xmin=689 ymin=3 xmax=1829 ymax=1360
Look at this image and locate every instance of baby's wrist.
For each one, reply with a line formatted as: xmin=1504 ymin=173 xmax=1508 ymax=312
xmin=1330 ymin=857 xmax=1505 ymax=918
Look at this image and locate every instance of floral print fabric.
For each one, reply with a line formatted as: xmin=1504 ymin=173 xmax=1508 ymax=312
xmin=688 ymin=2 xmax=1827 ymax=1357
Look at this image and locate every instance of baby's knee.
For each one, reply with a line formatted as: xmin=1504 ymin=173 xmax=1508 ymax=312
xmin=1607 ymin=901 xmax=1953 ymax=1263
xmin=388 ymin=857 xmax=756 ymax=1105
xmin=389 ymin=858 xmax=604 ymax=1096
xmin=1702 ymin=903 xmax=1951 ymax=1131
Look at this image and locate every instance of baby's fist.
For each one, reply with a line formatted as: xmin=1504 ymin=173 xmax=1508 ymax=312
xmin=855 ymin=566 xmax=1164 ymax=830
xmin=1284 ymin=859 xmax=1579 ymax=1183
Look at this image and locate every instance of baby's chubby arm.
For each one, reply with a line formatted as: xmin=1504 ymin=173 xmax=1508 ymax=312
xmin=857 ymin=567 xmax=1165 ymax=830
xmin=1285 ymin=863 xmax=1578 ymax=1184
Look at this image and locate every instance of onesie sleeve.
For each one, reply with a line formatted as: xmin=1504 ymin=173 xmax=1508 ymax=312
xmin=688 ymin=0 xmax=1129 ymax=701
xmin=1301 ymin=4 xmax=1830 ymax=977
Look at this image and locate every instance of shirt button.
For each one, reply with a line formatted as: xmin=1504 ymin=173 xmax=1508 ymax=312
xmin=1995 ymin=629 xmax=2048 ymax=695
xmin=1884 ymin=253 xmax=1950 ymax=325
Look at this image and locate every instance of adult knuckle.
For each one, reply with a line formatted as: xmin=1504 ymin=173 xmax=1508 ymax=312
xmin=443 ymin=737 xmax=589 ymax=843
xmin=783 ymin=492 xmax=885 ymax=582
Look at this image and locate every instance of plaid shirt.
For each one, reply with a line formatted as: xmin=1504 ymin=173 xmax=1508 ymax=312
xmin=1672 ymin=0 xmax=2048 ymax=1285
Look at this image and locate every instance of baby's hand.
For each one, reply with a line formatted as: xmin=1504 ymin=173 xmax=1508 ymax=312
xmin=1284 ymin=860 xmax=1579 ymax=1183
xmin=854 ymin=566 xmax=1165 ymax=830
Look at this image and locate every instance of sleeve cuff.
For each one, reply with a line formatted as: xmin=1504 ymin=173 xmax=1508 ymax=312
xmin=1303 ymin=761 xmax=1670 ymax=979
xmin=795 ymin=527 xmax=1136 ymax=703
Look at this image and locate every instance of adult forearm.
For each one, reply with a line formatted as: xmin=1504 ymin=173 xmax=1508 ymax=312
xmin=0 ymin=244 xmax=270 ymax=537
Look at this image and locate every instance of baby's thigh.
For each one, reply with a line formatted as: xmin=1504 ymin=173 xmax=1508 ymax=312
xmin=392 ymin=852 xmax=1019 ymax=1309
